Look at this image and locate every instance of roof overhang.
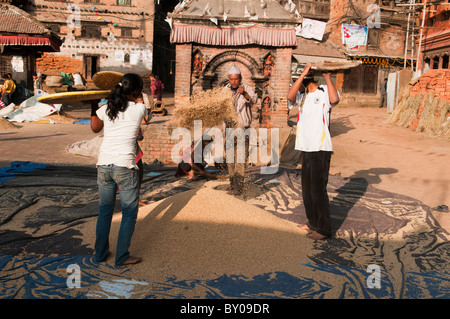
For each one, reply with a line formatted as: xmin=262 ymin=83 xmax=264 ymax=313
xmin=0 ymin=35 xmax=61 ymax=52
xmin=170 ymin=23 xmax=297 ymax=47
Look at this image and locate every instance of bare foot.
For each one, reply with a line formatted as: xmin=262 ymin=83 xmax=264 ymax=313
xmin=121 ymin=256 xmax=142 ymax=265
xmin=299 ymin=224 xmax=310 ymax=231
xmin=306 ymin=231 xmax=328 ymax=240
xmin=138 ymin=200 xmax=147 ymax=207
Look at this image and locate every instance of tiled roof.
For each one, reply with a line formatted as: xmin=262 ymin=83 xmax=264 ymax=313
xmin=0 ymin=4 xmax=51 ymax=35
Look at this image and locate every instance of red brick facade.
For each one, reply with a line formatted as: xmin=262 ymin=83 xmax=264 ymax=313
xmin=29 ymin=0 xmax=155 ymax=81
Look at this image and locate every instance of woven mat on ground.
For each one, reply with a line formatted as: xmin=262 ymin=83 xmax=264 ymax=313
xmin=0 ymin=162 xmax=448 ymax=299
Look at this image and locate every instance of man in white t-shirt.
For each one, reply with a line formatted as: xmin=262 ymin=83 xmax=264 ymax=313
xmin=287 ymin=62 xmax=340 ymax=240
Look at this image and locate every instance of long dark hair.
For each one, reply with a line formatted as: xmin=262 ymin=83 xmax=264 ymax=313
xmin=106 ymin=73 xmax=143 ymax=121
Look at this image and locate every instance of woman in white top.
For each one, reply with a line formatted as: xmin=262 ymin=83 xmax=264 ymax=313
xmin=287 ymin=63 xmax=340 ymax=240
xmin=90 ymin=73 xmax=147 ymax=266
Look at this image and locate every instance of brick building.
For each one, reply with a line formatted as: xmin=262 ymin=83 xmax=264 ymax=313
xmin=275 ymin=0 xmax=415 ymax=105
xmin=417 ymin=0 xmax=450 ymax=73
xmin=25 ymin=0 xmax=154 ymax=86
xmin=168 ymin=0 xmax=299 ymax=128
xmin=0 ymin=2 xmax=62 ymax=93
xmin=409 ymin=0 xmax=450 ymax=119
xmin=325 ymin=0 xmax=414 ymax=105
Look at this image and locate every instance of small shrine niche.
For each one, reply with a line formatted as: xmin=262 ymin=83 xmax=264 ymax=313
xmin=192 ymin=51 xmax=203 ymax=78
xmin=263 ymin=53 xmax=275 ymax=78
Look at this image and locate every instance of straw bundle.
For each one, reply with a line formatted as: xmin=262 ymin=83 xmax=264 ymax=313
xmin=416 ymin=95 xmax=439 ymax=134
xmin=389 ymin=93 xmax=450 ymax=140
xmin=437 ymin=99 xmax=450 ymax=140
xmin=388 ymin=94 xmax=422 ymax=127
xmin=439 ymin=116 xmax=450 ymax=140
xmin=171 ymin=87 xmax=238 ymax=131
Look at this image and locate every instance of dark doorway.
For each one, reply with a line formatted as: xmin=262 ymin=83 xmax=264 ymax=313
xmin=343 ymin=64 xmax=378 ymax=94
xmin=84 ymin=56 xmax=98 ymax=80
xmin=152 ymin=0 xmax=179 ymax=92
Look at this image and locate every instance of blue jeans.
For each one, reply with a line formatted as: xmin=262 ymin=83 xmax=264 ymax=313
xmin=95 ymin=165 xmax=139 ymax=266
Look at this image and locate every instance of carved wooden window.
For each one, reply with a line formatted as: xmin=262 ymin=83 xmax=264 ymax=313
xmin=117 ymin=0 xmax=130 ymax=5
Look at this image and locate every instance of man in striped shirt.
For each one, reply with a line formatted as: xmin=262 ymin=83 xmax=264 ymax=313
xmin=224 ymin=65 xmax=257 ymax=195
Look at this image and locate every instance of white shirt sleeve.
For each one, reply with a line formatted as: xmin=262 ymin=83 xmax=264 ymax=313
xmin=288 ymin=91 xmax=302 ymax=110
xmin=96 ymin=105 xmax=107 ymax=120
xmin=245 ymin=85 xmax=257 ymax=105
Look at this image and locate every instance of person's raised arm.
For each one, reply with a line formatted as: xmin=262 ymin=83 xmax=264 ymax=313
xmin=287 ymin=62 xmax=312 ymax=102
xmin=323 ymin=72 xmax=340 ymax=105
xmin=89 ymin=100 xmax=104 ymax=133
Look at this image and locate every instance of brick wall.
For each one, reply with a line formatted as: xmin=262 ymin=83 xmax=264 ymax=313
xmin=139 ymin=124 xmax=288 ymax=166
xmin=140 ymin=124 xmax=176 ymax=165
xmin=335 ymin=71 xmax=344 ymax=92
xmin=174 ymin=43 xmax=192 ymax=106
xmin=265 ymin=47 xmax=292 ymax=128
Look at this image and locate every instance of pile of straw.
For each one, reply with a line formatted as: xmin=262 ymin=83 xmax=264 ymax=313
xmin=437 ymin=99 xmax=450 ymax=140
xmin=389 ymin=93 xmax=450 ymax=140
xmin=416 ymin=95 xmax=439 ymax=134
xmin=171 ymin=87 xmax=237 ymax=130
xmin=0 ymin=118 xmax=19 ymax=130
xmin=388 ymin=93 xmax=422 ymax=127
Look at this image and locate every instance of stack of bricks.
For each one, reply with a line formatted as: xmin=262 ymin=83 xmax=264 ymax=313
xmin=36 ymin=53 xmax=83 ymax=76
xmin=408 ymin=69 xmax=450 ymax=130
xmin=410 ymin=69 xmax=450 ymax=101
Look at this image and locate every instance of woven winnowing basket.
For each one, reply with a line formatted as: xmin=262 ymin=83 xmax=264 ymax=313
xmin=92 ymin=71 xmax=124 ymax=90
xmin=311 ymin=60 xmax=362 ymax=71
xmin=37 ymin=90 xmax=111 ymax=105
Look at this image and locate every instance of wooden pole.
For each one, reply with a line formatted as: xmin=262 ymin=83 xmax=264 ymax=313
xmin=416 ymin=0 xmax=428 ymax=73
xmin=404 ymin=0 xmax=414 ymax=68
